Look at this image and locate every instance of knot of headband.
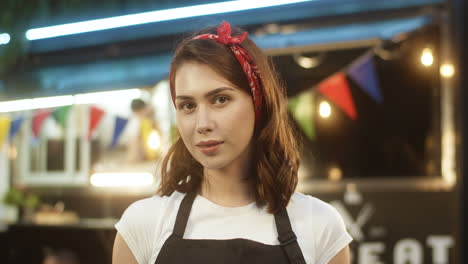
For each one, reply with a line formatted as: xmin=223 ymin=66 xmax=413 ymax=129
xmin=194 ymin=20 xmax=248 ymax=45
xmin=171 ymin=21 xmax=263 ymax=122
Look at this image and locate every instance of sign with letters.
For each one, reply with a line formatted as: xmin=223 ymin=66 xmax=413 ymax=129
xmin=315 ymin=189 xmax=456 ymax=264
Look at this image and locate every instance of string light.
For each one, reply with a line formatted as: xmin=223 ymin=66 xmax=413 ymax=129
xmin=0 ymin=33 xmax=10 ymax=45
xmin=420 ymin=48 xmax=433 ymax=67
xmin=319 ymin=101 xmax=331 ymax=118
xmin=328 ymin=166 xmax=342 ymax=181
xmin=440 ymin=63 xmax=455 ymax=78
xmin=293 ymin=53 xmax=325 ymax=69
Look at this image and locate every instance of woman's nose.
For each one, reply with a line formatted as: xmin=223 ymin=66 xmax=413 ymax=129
xmin=195 ymin=105 xmax=214 ymax=134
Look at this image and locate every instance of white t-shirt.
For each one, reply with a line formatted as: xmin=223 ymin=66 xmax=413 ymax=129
xmin=115 ymin=191 xmax=352 ymax=264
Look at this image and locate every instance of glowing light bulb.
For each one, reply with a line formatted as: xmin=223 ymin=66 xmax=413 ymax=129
xmin=319 ymin=101 xmax=331 ymax=118
xmin=0 ymin=33 xmax=10 ymax=45
xmin=328 ymin=166 xmax=342 ymax=181
xmin=440 ymin=63 xmax=455 ymax=78
xmin=420 ymin=48 xmax=434 ymax=67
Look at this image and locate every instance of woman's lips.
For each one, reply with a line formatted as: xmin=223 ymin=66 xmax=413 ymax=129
xmin=197 ymin=142 xmax=223 ymax=155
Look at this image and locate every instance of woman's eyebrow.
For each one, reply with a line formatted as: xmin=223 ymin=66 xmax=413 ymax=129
xmin=204 ymin=87 xmax=235 ymax=98
xmin=175 ymin=87 xmax=235 ymax=101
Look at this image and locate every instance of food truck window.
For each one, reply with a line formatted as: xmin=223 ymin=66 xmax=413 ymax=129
xmin=84 ymin=83 xmax=173 ymax=189
xmin=12 ymin=105 xmax=89 ymax=186
xmin=280 ymin=25 xmax=442 ymax=180
xmin=9 ymin=83 xmax=174 ymax=187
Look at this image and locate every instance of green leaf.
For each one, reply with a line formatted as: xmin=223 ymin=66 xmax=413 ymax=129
xmin=2 ymin=188 xmax=24 ymax=206
xmin=23 ymin=194 xmax=40 ymax=209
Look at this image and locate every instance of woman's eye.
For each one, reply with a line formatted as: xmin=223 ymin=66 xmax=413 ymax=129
xmin=179 ymin=102 xmax=195 ymax=112
xmin=214 ymin=95 xmax=229 ymax=105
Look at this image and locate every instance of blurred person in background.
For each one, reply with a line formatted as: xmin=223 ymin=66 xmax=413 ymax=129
xmin=127 ymin=98 xmax=161 ymax=162
xmin=113 ymin=21 xmax=352 ymax=264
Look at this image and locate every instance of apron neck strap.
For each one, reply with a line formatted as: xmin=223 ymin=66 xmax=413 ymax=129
xmin=275 ymin=208 xmax=307 ymax=264
xmin=172 ymin=191 xmax=197 ymax=238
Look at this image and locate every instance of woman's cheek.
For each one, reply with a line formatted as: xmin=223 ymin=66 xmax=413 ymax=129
xmin=176 ymin=118 xmax=192 ymax=142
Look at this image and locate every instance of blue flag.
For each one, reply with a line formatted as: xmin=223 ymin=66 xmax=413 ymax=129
xmin=348 ymin=53 xmax=382 ymax=104
xmin=111 ymin=116 xmax=128 ymax=149
xmin=9 ymin=116 xmax=24 ymax=141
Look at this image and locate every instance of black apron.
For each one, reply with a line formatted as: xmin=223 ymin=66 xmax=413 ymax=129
xmin=154 ymin=191 xmax=307 ymax=264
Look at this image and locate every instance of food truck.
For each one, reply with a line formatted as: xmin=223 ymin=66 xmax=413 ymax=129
xmin=0 ymin=0 xmax=463 ymax=263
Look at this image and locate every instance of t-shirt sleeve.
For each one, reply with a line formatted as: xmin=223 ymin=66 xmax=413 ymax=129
xmin=115 ymin=198 xmax=158 ymax=264
xmin=315 ymin=202 xmax=353 ymax=264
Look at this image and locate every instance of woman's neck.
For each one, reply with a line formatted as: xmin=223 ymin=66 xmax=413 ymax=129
xmin=199 ymin=165 xmax=256 ymax=208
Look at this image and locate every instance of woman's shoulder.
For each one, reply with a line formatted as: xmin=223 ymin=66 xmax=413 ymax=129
xmin=125 ymin=191 xmax=185 ymax=216
xmin=115 ymin=191 xmax=186 ymax=264
xmin=117 ymin=191 xmax=185 ymax=228
xmin=289 ymin=192 xmax=353 ymax=263
xmin=289 ymin=192 xmax=335 ymax=212
xmin=288 ymin=192 xmax=343 ymax=224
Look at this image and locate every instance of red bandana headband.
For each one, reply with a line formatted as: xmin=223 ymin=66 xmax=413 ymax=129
xmin=170 ymin=21 xmax=263 ymax=122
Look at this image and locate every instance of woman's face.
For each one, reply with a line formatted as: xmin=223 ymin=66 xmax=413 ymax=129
xmin=174 ymin=62 xmax=255 ymax=170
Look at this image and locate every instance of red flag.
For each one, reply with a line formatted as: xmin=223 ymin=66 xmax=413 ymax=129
xmin=318 ymin=72 xmax=357 ymax=120
xmin=88 ymin=106 xmax=105 ymax=140
xmin=32 ymin=109 xmax=52 ymax=138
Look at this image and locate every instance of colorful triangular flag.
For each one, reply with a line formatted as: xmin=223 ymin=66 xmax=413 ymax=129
xmin=88 ymin=106 xmax=105 ymax=140
xmin=110 ymin=116 xmax=128 ymax=149
xmin=52 ymin=105 xmax=72 ymax=128
xmin=317 ymin=72 xmax=357 ymax=120
xmin=9 ymin=116 xmax=24 ymax=141
xmin=348 ymin=53 xmax=382 ymax=104
xmin=288 ymin=89 xmax=315 ymax=140
xmin=0 ymin=116 xmax=11 ymax=148
xmin=32 ymin=109 xmax=52 ymax=138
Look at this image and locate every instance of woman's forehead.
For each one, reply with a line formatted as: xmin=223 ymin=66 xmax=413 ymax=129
xmin=174 ymin=62 xmax=239 ymax=97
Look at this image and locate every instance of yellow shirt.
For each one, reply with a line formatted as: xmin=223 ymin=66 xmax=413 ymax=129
xmin=140 ymin=118 xmax=160 ymax=160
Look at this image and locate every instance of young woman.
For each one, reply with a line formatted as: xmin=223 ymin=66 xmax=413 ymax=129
xmin=113 ymin=21 xmax=352 ymax=264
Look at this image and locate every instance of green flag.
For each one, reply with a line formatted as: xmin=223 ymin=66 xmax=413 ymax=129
xmin=52 ymin=105 xmax=72 ymax=128
xmin=288 ymin=89 xmax=315 ymax=140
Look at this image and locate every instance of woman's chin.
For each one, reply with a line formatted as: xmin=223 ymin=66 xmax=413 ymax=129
xmin=197 ymin=157 xmax=229 ymax=170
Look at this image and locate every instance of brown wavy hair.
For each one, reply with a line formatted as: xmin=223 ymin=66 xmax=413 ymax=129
xmin=157 ymin=23 xmax=300 ymax=214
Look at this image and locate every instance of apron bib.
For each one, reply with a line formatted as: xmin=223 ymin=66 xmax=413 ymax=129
xmin=154 ymin=191 xmax=307 ymax=264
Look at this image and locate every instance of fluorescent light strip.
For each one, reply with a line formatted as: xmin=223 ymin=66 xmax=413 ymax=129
xmin=0 ymin=96 xmax=74 ymax=113
xmin=90 ymin=173 xmax=154 ymax=187
xmin=34 ymin=95 xmax=75 ymax=108
xmin=0 ymin=33 xmax=10 ymax=45
xmin=0 ymin=88 xmax=141 ymax=113
xmin=74 ymin=89 xmax=141 ymax=104
xmin=25 ymin=0 xmax=312 ymax=40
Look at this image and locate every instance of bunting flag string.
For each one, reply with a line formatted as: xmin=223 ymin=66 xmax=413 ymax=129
xmin=317 ymin=72 xmax=357 ymax=120
xmin=88 ymin=106 xmax=105 ymax=140
xmin=0 ymin=116 xmax=11 ymax=148
xmin=0 ymin=105 xmax=140 ymax=149
xmin=288 ymin=89 xmax=315 ymax=140
xmin=32 ymin=109 xmax=52 ymax=138
xmin=313 ymin=50 xmax=383 ymax=121
xmin=110 ymin=116 xmax=129 ymax=149
xmin=347 ymin=52 xmax=382 ymax=104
